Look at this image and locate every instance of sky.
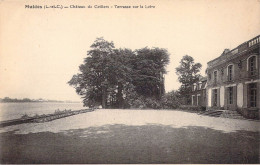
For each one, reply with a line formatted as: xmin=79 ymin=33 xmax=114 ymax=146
xmin=0 ymin=0 xmax=260 ymax=101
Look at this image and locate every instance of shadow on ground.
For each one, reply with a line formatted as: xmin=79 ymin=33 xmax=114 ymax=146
xmin=0 ymin=124 xmax=259 ymax=164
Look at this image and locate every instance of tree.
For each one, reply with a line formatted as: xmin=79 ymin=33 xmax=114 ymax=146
xmin=105 ymin=48 xmax=135 ymax=108
xmin=69 ymin=38 xmax=170 ymax=109
xmin=68 ymin=37 xmax=115 ymax=108
xmin=161 ymin=90 xmax=182 ymax=109
xmin=133 ymin=47 xmax=170 ymax=99
xmin=175 ymin=55 xmax=202 ymax=103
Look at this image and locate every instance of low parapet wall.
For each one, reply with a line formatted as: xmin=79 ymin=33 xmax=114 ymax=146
xmin=0 ymin=108 xmax=95 ymax=127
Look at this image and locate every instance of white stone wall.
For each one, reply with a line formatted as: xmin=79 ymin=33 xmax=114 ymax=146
xmin=220 ymin=86 xmax=225 ymax=107
xmin=237 ymin=83 xmax=244 ymax=108
xmin=191 ymin=95 xmax=194 ymax=105
xmin=207 ymin=88 xmax=212 ymax=107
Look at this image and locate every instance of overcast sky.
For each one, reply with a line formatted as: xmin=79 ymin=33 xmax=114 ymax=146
xmin=0 ymin=0 xmax=259 ymax=101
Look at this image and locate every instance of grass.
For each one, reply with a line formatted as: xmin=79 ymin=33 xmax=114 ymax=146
xmin=0 ymin=124 xmax=259 ymax=164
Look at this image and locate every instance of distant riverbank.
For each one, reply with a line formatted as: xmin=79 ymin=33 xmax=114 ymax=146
xmin=0 ymin=97 xmax=80 ymax=103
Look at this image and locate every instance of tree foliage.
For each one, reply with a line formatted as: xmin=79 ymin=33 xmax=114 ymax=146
xmin=161 ymin=90 xmax=182 ymax=109
xmin=175 ymin=55 xmax=202 ymax=95
xmin=68 ymin=38 xmax=170 ymax=108
xmin=133 ymin=47 xmax=169 ymax=99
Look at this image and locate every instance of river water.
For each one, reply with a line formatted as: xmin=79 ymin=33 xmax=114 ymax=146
xmin=0 ymin=102 xmax=85 ymax=121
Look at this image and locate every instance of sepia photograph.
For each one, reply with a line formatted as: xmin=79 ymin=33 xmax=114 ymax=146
xmin=0 ymin=0 xmax=259 ymax=164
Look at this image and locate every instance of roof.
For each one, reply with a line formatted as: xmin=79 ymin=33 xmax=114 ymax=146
xmin=207 ymin=35 xmax=260 ymax=66
xmin=199 ymin=76 xmax=207 ymax=82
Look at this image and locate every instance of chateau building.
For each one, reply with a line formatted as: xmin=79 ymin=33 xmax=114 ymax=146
xmin=191 ymin=76 xmax=207 ymax=107
xmin=206 ymin=35 xmax=260 ymax=119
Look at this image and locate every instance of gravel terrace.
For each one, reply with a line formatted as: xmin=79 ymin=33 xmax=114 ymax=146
xmin=0 ymin=109 xmax=259 ymax=163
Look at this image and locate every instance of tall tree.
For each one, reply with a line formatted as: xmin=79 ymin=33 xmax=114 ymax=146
xmin=133 ymin=47 xmax=170 ymax=99
xmin=68 ymin=37 xmax=115 ymax=108
xmin=69 ymin=38 xmax=170 ymax=109
xmin=175 ymin=55 xmax=202 ymax=102
xmin=105 ymin=48 xmax=135 ymax=108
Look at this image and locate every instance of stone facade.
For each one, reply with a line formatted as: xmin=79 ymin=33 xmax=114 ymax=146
xmin=206 ymin=35 xmax=260 ymax=119
xmin=191 ymin=76 xmax=207 ymax=107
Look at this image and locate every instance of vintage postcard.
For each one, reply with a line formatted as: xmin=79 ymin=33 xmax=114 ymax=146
xmin=0 ymin=0 xmax=259 ymax=164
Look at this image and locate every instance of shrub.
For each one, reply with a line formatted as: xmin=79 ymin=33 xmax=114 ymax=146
xmin=125 ymin=94 xmax=162 ymax=109
xmin=179 ymin=105 xmax=206 ymax=111
xmin=144 ymin=97 xmax=162 ymax=109
xmin=54 ymin=109 xmax=62 ymax=114
xmin=21 ymin=114 xmax=30 ymax=119
xmin=161 ymin=91 xmax=181 ymax=109
xmin=33 ymin=114 xmax=40 ymax=118
xmin=237 ymin=108 xmax=259 ymax=120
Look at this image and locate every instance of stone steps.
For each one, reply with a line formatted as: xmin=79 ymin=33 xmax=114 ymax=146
xmin=220 ymin=111 xmax=247 ymax=120
xmin=199 ymin=110 xmax=249 ymax=120
xmin=199 ymin=110 xmax=224 ymax=117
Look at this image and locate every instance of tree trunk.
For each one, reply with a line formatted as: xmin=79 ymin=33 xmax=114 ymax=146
xmin=102 ymin=86 xmax=107 ymax=109
xmin=116 ymin=83 xmax=124 ymax=108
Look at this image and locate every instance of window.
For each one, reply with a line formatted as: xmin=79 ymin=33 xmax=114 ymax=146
xmin=228 ymin=87 xmax=233 ymax=104
xmin=247 ymin=55 xmax=258 ymax=76
xmin=249 ymin=56 xmax=256 ymax=76
xmin=197 ymin=95 xmax=201 ymax=106
xmin=249 ymin=83 xmax=257 ymax=107
xmin=213 ymin=89 xmax=218 ymax=106
xmin=192 ymin=95 xmax=196 ymax=105
xmin=213 ymin=71 xmax=217 ymax=84
xmin=228 ymin=65 xmax=233 ymax=81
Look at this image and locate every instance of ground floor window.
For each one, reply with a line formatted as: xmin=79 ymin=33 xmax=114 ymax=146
xmin=213 ymin=89 xmax=218 ymax=106
xmin=249 ymin=83 xmax=257 ymax=107
xmin=228 ymin=87 xmax=233 ymax=104
xmin=197 ymin=95 xmax=201 ymax=106
xmin=192 ymin=95 xmax=196 ymax=106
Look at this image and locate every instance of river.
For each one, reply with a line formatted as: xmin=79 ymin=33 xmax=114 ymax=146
xmin=0 ymin=102 xmax=85 ymax=121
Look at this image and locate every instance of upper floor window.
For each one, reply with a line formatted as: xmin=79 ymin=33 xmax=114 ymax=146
xmin=228 ymin=65 xmax=233 ymax=81
xmin=249 ymin=56 xmax=257 ymax=76
xmin=213 ymin=71 xmax=217 ymax=83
